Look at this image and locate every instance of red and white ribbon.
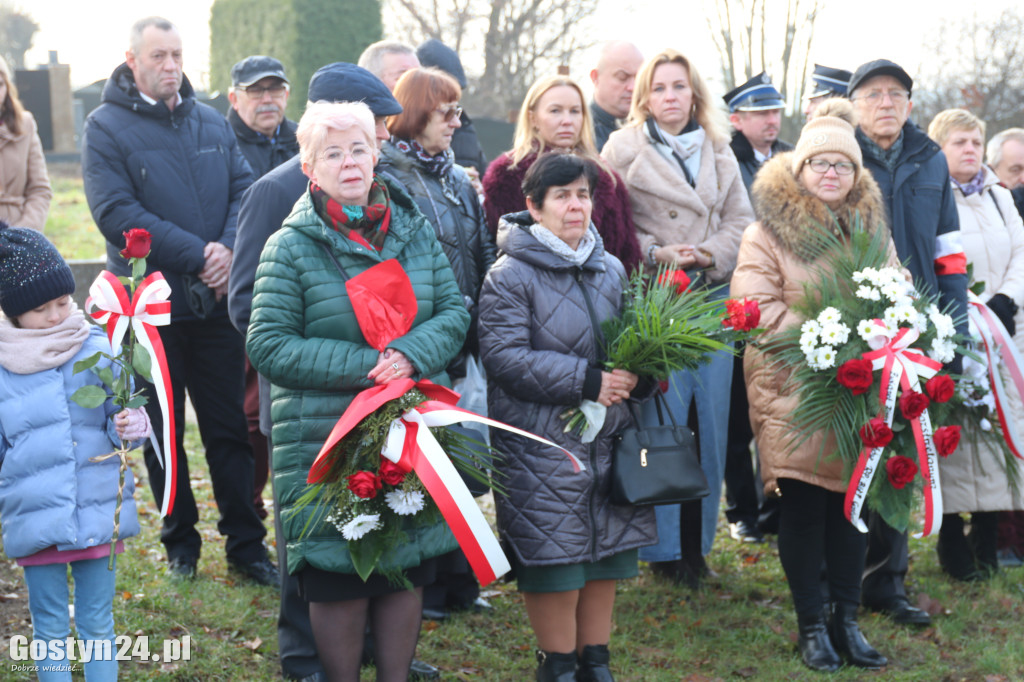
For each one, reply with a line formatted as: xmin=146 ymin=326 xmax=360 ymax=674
xmin=309 ymin=378 xmax=583 ymax=585
xmin=968 ymin=293 xmax=1024 ymax=460
xmin=86 ymin=270 xmax=177 ymax=517
xmin=844 ymin=327 xmax=943 ymax=536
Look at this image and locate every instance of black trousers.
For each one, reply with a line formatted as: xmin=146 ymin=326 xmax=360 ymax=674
xmin=861 ymin=509 xmax=908 ymax=606
xmin=140 ymin=316 xmax=267 ymax=564
xmin=777 ymin=478 xmax=866 ymax=619
xmin=724 ymin=353 xmax=759 ymax=525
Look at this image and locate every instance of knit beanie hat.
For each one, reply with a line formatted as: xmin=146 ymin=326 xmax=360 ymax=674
xmin=0 ymin=222 xmax=76 ymax=318
xmin=791 ymin=98 xmax=863 ymax=178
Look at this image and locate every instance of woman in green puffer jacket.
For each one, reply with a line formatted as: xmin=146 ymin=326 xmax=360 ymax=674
xmin=246 ymin=100 xmax=469 ymax=682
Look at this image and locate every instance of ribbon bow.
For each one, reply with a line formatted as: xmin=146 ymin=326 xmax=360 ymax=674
xmin=309 ymin=378 xmax=584 ymax=585
xmin=967 ymin=293 xmax=1024 ymax=460
xmin=86 ymin=270 xmax=177 ymax=517
xmin=844 ymin=326 xmax=943 ymax=536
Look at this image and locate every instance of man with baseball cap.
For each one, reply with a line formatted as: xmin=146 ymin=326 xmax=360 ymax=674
xmin=227 ymin=56 xmax=299 ymax=179
xmin=848 ymin=57 xmax=968 ymax=629
xmin=804 ymin=63 xmax=852 ymax=119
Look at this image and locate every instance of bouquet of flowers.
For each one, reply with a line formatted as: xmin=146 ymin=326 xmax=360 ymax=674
xmin=71 ymin=228 xmax=176 ymax=568
xmin=760 ymin=227 xmax=974 ymax=533
xmin=563 ymin=265 xmax=761 ymax=439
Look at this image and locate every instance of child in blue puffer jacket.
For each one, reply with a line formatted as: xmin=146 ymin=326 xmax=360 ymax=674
xmin=0 ymin=224 xmax=150 ymax=682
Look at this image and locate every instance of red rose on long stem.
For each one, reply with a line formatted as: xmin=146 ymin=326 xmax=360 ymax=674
xmin=933 ymin=425 xmax=962 ymax=457
xmin=378 ymin=458 xmax=407 ymax=486
xmin=924 ymin=375 xmax=955 ymax=403
xmin=899 ymin=390 xmax=930 ymax=420
xmin=347 ymin=471 xmax=382 ymax=499
xmin=836 ymin=358 xmax=874 ymax=395
xmin=658 ymin=269 xmax=691 ymax=295
xmin=722 ymin=298 xmax=761 ymax=331
xmin=886 ymin=455 xmax=918 ymax=490
xmin=120 ymin=228 xmax=152 ymax=260
xmin=859 ymin=417 xmax=894 ymax=449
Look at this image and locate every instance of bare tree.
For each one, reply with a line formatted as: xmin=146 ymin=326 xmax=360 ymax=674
xmin=0 ymin=3 xmax=39 ymax=69
xmin=913 ymin=9 xmax=1024 ymax=133
xmin=385 ymin=0 xmax=599 ymax=119
xmin=704 ymin=0 xmax=822 ymax=141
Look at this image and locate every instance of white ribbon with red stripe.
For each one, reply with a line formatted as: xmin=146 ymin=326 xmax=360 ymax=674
xmin=967 ymin=293 xmax=1024 ymax=460
xmin=86 ymin=270 xmax=177 ymax=517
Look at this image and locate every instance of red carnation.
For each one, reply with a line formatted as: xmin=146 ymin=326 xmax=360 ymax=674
xmin=836 ymin=358 xmax=874 ymax=396
xmin=933 ymin=425 xmax=962 ymax=458
xmin=859 ymin=418 xmax=894 ymax=449
xmin=378 ymin=458 xmax=407 ymax=486
xmin=658 ymin=269 xmax=691 ymax=295
xmin=924 ymin=374 xmax=955 ymax=403
xmin=347 ymin=471 xmax=382 ymax=499
xmin=722 ymin=298 xmax=761 ymax=331
xmin=899 ymin=390 xmax=931 ymax=420
xmin=120 ymin=228 xmax=152 ymax=260
xmin=885 ymin=455 xmax=918 ymax=490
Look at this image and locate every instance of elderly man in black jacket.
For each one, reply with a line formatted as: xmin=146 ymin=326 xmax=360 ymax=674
xmin=227 ymin=55 xmax=299 ymax=179
xmin=81 ymin=16 xmax=275 ymax=586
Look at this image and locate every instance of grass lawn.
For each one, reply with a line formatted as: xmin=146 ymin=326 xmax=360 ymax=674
xmin=1 ymin=163 xmax=1022 ymax=680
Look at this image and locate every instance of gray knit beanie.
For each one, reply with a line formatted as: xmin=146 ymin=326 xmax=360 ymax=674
xmin=0 ymin=222 xmax=76 ymax=318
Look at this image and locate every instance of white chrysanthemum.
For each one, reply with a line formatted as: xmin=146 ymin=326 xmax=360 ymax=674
xmin=855 ymin=285 xmax=881 ymax=301
xmin=930 ymin=312 xmax=955 ymax=339
xmin=340 ymin=514 xmax=381 ymax=540
xmin=929 ymin=338 xmax=956 ymax=364
xmin=814 ymin=346 xmax=837 ymax=370
xmin=883 ymin=306 xmax=902 ymax=327
xmin=385 ymin=490 xmax=425 ymax=516
xmin=817 ymin=307 xmax=842 ymax=325
xmin=801 ymin=320 xmax=821 ymax=337
xmin=853 ymin=268 xmax=876 ymax=284
xmin=800 ymin=333 xmax=818 ymax=357
xmin=880 ymin=282 xmax=903 ymax=302
xmin=893 ymin=304 xmax=917 ymax=324
xmin=857 ymin=319 xmax=880 ymax=340
xmin=927 ymin=304 xmax=941 ymax=317
xmin=913 ymin=313 xmax=929 ymax=334
xmin=820 ymin=322 xmax=850 ymax=345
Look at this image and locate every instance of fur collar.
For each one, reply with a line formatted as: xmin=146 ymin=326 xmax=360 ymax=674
xmin=751 ymin=152 xmax=886 ymax=262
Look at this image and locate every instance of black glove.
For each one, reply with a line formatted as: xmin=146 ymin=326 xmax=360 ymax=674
xmin=987 ymin=293 xmax=1018 ymax=337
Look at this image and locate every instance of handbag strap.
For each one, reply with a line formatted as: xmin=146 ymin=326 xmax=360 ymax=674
xmin=318 ymin=241 xmax=351 ymax=281
xmin=625 ymin=390 xmax=680 ymax=429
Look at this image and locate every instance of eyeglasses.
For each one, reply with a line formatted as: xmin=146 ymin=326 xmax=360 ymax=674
xmin=319 ymin=145 xmax=373 ymax=167
xmin=804 ymin=158 xmax=856 ymax=175
xmin=435 ymin=105 xmax=463 ymax=122
xmin=851 ymin=90 xmax=909 ymax=106
xmin=242 ymin=84 xmax=289 ymax=98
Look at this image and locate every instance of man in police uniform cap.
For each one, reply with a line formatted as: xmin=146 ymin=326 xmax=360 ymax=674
xmin=725 ymin=72 xmax=793 ymax=193
xmin=804 ymin=63 xmax=853 ymax=119
xmin=721 ymin=71 xmax=793 ymax=546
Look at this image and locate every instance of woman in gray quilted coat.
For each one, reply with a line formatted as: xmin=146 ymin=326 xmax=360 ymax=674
xmin=478 ymin=153 xmax=657 ymax=682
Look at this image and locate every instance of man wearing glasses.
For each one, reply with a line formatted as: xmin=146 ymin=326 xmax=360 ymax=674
xmin=228 ymin=56 xmax=299 ymax=179
xmin=848 ymin=58 xmax=968 ymax=629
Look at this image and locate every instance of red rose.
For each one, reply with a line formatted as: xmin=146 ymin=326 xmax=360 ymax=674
xmin=658 ymin=269 xmax=691 ymax=295
xmin=899 ymin=390 xmax=931 ymax=420
xmin=722 ymin=298 xmax=761 ymax=331
xmin=346 ymin=471 xmax=382 ymax=499
xmin=859 ymin=418 xmax=894 ymax=449
xmin=885 ymin=455 xmax=919 ymax=490
xmin=119 ymin=228 xmax=152 ymax=260
xmin=836 ymin=358 xmax=874 ymax=396
xmin=924 ymin=375 xmax=955 ymax=403
xmin=378 ymin=458 xmax=407 ymax=486
xmin=933 ymin=425 xmax=962 ymax=457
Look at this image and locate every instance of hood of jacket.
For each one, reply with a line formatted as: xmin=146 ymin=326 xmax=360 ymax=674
xmin=496 ymin=210 xmax=608 ymax=275
xmin=100 ymin=62 xmax=197 ymax=123
xmin=751 ymin=151 xmax=886 ymax=262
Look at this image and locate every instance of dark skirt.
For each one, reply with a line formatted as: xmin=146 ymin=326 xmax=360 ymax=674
xmin=298 ymin=558 xmax=438 ymax=602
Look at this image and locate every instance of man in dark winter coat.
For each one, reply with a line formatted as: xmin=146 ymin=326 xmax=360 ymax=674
xmin=849 ymin=58 xmax=968 ymax=628
xmin=725 ymin=72 xmax=794 ymax=193
xmin=227 ymin=55 xmax=299 ymax=179
xmin=227 ymin=62 xmax=441 ymax=682
xmin=81 ymin=17 xmax=275 ymax=587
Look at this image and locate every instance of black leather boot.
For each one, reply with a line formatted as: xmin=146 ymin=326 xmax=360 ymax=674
xmin=796 ymin=614 xmax=841 ymax=672
xmin=536 ymin=650 xmax=577 ymax=682
xmin=829 ymin=602 xmax=887 ymax=669
xmin=576 ymin=644 xmax=614 ymax=682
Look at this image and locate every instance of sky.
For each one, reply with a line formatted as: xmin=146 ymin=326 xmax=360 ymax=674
xmin=25 ymin=0 xmax=1019 ymax=98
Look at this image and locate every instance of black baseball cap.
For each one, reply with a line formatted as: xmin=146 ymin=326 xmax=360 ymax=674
xmin=231 ymin=56 xmax=289 ymax=88
xmin=847 ymin=59 xmax=913 ymax=98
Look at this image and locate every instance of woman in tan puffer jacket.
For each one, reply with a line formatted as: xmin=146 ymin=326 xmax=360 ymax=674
xmin=732 ymin=99 xmax=894 ymax=674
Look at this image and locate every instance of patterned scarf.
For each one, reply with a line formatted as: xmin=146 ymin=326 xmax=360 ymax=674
xmin=310 ymin=177 xmax=392 ymax=252
xmin=393 ymin=138 xmax=455 ymax=178
xmin=859 ymin=129 xmax=904 ymax=175
xmin=952 ymin=168 xmax=987 ymax=197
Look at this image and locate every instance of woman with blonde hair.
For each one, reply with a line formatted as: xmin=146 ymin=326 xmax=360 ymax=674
xmin=927 ymin=108 xmax=1024 ymax=581
xmin=0 ymin=56 xmax=52 ymax=230
xmin=602 ymin=49 xmax=754 ymax=587
xmin=482 ymin=75 xmax=641 ymax=271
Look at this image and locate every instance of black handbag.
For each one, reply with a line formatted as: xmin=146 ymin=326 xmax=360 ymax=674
xmin=610 ymin=392 xmax=709 ymax=506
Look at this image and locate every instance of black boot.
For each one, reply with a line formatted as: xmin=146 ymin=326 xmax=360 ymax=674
xmin=536 ymin=650 xmax=577 ymax=682
xmin=796 ymin=614 xmax=841 ymax=672
xmin=938 ymin=513 xmax=982 ymax=581
xmin=968 ymin=512 xmax=1000 ymax=578
xmin=829 ymin=602 xmax=887 ymax=669
xmin=576 ymin=644 xmax=614 ymax=682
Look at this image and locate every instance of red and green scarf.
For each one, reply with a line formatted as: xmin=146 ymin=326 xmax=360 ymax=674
xmin=310 ymin=176 xmax=392 ymax=252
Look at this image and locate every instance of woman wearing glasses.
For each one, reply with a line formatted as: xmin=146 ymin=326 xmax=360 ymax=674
xmin=732 ymin=99 xmax=894 ymax=672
